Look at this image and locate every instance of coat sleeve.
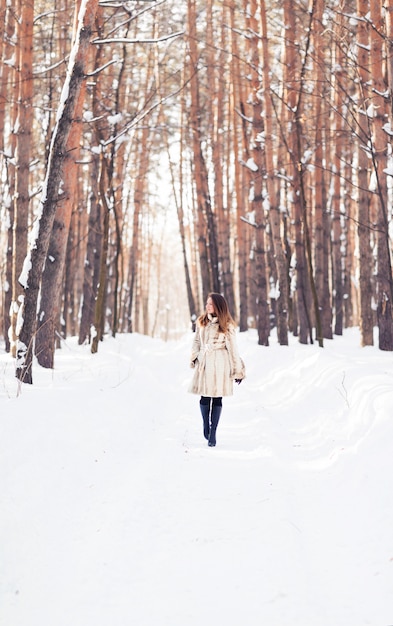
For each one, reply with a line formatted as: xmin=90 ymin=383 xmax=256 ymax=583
xmin=225 ymin=325 xmax=246 ymax=380
xmin=190 ymin=325 xmax=201 ymax=368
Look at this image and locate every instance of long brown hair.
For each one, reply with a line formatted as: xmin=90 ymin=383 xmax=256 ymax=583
xmin=198 ymin=292 xmax=235 ymax=334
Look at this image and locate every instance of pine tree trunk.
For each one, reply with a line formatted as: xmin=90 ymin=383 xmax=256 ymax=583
xmin=260 ymin=0 xmax=288 ymax=345
xmin=207 ymin=1 xmax=234 ymax=311
xmin=331 ymin=16 xmax=345 ymax=336
xmin=10 ymin=0 xmax=33 ymax=357
xmin=16 ymin=0 xmax=99 ymax=383
xmin=187 ymin=0 xmax=218 ymax=300
xmin=370 ymin=0 xmax=393 ymax=349
xmin=356 ymin=0 xmax=375 ymax=346
xmin=229 ymin=0 xmax=249 ymax=331
xmin=313 ymin=0 xmax=332 ymax=339
xmin=79 ymin=156 xmax=101 ymax=344
xmin=248 ymin=0 xmax=269 ymax=345
xmin=1 ymin=1 xmax=17 ymax=352
xmin=35 ymin=15 xmax=87 ymax=367
xmin=91 ymin=155 xmax=110 ymax=354
xmin=284 ymin=0 xmax=309 ymax=343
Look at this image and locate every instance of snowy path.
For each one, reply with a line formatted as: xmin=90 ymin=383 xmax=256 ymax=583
xmin=1 ymin=330 xmax=392 ymax=626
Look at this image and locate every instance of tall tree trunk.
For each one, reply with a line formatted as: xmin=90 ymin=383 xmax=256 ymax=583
xmin=343 ymin=153 xmax=355 ymax=328
xmin=229 ymin=0 xmax=248 ymax=331
xmin=128 ymin=125 xmax=149 ymax=334
xmin=16 ymin=0 xmax=99 ymax=383
xmin=187 ymin=0 xmax=218 ymax=300
xmin=10 ymin=0 xmax=33 ymax=357
xmin=247 ymin=0 xmax=269 ymax=345
xmin=35 ymin=1 xmax=87 ymax=367
xmin=1 ymin=1 xmax=17 ymax=352
xmin=331 ymin=14 xmax=345 ymax=336
xmin=79 ymin=156 xmax=101 ymax=344
xmin=91 ymin=154 xmax=109 ymax=354
xmin=283 ymin=0 xmax=309 ymax=343
xmin=207 ymin=1 xmax=234 ymax=311
xmin=386 ymin=0 xmax=393 ymax=120
xmin=282 ymin=0 xmax=323 ymax=344
xmin=294 ymin=0 xmax=323 ymax=346
xmin=260 ymin=0 xmax=288 ymax=345
xmin=313 ymin=0 xmax=332 ymax=339
xmin=356 ymin=0 xmax=374 ymax=346
xmin=370 ymin=0 xmax=393 ymax=349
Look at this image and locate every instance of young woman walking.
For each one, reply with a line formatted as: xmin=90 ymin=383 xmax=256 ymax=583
xmin=189 ymin=293 xmax=245 ymax=447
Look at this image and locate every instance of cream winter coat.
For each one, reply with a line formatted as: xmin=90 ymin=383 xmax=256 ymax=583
xmin=189 ymin=315 xmax=245 ymax=397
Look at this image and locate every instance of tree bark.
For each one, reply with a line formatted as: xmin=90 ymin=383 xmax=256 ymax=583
xmin=229 ymin=0 xmax=249 ymax=331
xmin=91 ymin=154 xmax=110 ymax=354
xmin=331 ymin=13 xmax=345 ymax=336
xmin=2 ymin=1 xmax=18 ymax=352
xmin=356 ymin=0 xmax=375 ymax=346
xmin=35 ymin=1 xmax=87 ymax=367
xmin=187 ymin=0 xmax=218 ymax=301
xmin=16 ymin=0 xmax=99 ymax=383
xmin=207 ymin=1 xmax=235 ymax=312
xmin=260 ymin=0 xmax=288 ymax=345
xmin=312 ymin=0 xmax=332 ymax=339
xmin=79 ymin=156 xmax=101 ymax=344
xmin=370 ymin=0 xmax=393 ymax=349
xmin=10 ymin=0 xmax=33 ymax=357
xmin=283 ymin=0 xmax=309 ymax=343
xmin=247 ymin=0 xmax=269 ymax=345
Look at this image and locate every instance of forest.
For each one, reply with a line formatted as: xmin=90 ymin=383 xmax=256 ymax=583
xmin=0 ymin=0 xmax=393 ymax=383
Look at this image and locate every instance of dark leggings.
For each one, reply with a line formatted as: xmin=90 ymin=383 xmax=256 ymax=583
xmin=200 ymin=396 xmax=222 ymax=408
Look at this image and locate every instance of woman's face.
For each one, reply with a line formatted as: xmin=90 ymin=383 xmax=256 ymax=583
xmin=206 ymin=297 xmax=215 ymax=315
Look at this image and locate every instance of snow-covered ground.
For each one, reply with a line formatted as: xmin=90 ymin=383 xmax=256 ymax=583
xmin=1 ymin=328 xmax=392 ymax=626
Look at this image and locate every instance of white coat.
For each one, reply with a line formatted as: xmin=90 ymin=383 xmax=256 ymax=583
xmin=189 ymin=315 xmax=245 ymax=397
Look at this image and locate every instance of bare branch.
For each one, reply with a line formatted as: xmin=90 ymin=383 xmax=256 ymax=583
xmin=92 ymin=30 xmax=184 ymax=45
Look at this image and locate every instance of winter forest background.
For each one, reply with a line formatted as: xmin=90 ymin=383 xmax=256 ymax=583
xmin=1 ymin=0 xmax=393 ymax=383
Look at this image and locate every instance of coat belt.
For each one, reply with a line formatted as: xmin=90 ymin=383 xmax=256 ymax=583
xmin=203 ymin=343 xmax=226 ymax=353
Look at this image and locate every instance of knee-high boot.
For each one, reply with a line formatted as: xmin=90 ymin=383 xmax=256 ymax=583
xmin=199 ymin=398 xmax=211 ymax=440
xmin=208 ymin=404 xmax=222 ymax=447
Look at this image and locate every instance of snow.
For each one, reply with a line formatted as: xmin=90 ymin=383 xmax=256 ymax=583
xmin=383 ymin=123 xmax=393 ymax=137
xmin=107 ymin=113 xmax=123 ymax=125
xmin=1 ymin=328 xmax=392 ymax=626
xmin=245 ymin=157 xmax=259 ymax=172
xmin=366 ymin=103 xmax=375 ymax=118
xmin=83 ymin=110 xmax=94 ymax=122
xmin=18 ymin=249 xmax=33 ymax=290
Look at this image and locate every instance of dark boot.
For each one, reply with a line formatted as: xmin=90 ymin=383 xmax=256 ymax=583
xmin=199 ymin=398 xmax=211 ymax=440
xmin=208 ymin=404 xmax=222 ymax=447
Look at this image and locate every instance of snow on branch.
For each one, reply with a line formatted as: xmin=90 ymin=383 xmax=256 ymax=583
xmin=92 ymin=30 xmax=184 ymax=45
xmin=383 ymin=123 xmax=393 ymax=137
xmin=86 ymin=58 xmax=119 ymax=77
xmin=101 ymin=81 xmax=187 ymax=146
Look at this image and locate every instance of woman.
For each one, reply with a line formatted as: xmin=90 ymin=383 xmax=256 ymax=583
xmin=189 ymin=293 xmax=245 ymax=447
